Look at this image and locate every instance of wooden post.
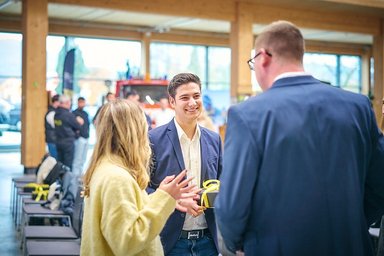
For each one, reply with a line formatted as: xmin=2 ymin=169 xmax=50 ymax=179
xmin=21 ymin=0 xmax=48 ymax=172
xmin=230 ymin=2 xmax=254 ymax=102
xmin=141 ymin=33 xmax=151 ymax=79
xmin=373 ymin=20 xmax=384 ymax=123
xmin=361 ymin=47 xmax=371 ymax=96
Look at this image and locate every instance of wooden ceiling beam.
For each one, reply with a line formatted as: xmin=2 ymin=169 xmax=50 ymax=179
xmin=252 ymin=4 xmax=380 ymax=35
xmin=0 ymin=14 xmax=229 ymax=46
xmin=321 ymin=0 xmax=384 ymax=9
xmin=48 ymin=0 xmax=236 ymax=21
xmin=151 ymin=31 xmax=229 ymax=47
xmin=305 ymin=40 xmax=371 ymax=55
xmin=47 ymin=0 xmax=380 ymax=35
xmin=0 ymin=14 xmax=21 ymax=32
xmin=49 ymin=22 xmax=142 ymax=40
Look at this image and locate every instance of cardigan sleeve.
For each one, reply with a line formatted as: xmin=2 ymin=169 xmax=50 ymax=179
xmin=99 ymin=171 xmax=176 ymax=256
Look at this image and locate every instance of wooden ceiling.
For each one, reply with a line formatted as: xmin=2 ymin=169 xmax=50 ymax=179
xmin=0 ymin=0 xmax=382 ymax=45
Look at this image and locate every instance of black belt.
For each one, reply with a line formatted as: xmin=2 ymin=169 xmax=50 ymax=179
xmin=180 ymin=229 xmax=209 ymax=240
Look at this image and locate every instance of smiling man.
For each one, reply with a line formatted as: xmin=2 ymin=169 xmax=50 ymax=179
xmin=147 ymin=73 xmax=222 ymax=255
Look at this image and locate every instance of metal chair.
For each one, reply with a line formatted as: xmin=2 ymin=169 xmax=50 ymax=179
xmin=25 ymin=240 xmax=80 ymax=256
xmin=23 ymin=186 xmax=83 ymax=254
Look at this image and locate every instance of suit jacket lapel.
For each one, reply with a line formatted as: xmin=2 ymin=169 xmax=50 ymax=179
xmin=200 ymin=128 xmax=208 ymax=186
xmin=167 ymin=121 xmax=185 ymax=171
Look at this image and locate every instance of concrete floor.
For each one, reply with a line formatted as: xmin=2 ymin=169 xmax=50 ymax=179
xmin=0 ymin=152 xmax=24 ymax=256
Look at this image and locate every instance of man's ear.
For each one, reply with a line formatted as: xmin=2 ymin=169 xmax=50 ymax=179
xmin=169 ymin=96 xmax=175 ymax=109
xmin=260 ymin=49 xmax=272 ymax=68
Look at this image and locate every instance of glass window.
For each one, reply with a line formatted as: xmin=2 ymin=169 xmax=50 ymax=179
xmin=207 ymin=47 xmax=230 ymax=90
xmin=51 ymin=37 xmax=141 ymax=107
xmin=47 ymin=35 xmax=65 ymax=93
xmin=0 ymin=32 xmax=22 ymax=148
xmin=73 ymin=37 xmax=141 ymax=80
xmin=0 ymin=33 xmax=22 ymax=79
xmin=304 ymin=53 xmax=337 ymax=85
xmin=150 ymin=42 xmax=230 ymax=126
xmin=252 ymin=52 xmax=363 ymax=95
xmin=340 ymin=55 xmax=361 ymax=93
xmin=150 ymin=42 xmax=206 ymax=82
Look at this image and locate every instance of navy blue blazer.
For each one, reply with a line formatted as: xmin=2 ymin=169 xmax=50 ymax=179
xmin=215 ymin=75 xmax=384 ymax=256
xmin=148 ymin=119 xmax=222 ymax=254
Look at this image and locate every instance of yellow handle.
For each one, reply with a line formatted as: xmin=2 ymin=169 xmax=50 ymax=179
xmin=34 ymin=186 xmax=49 ymax=201
xmin=200 ymin=179 xmax=220 ymax=208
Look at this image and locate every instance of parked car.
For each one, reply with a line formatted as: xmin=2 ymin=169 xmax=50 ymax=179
xmin=8 ymin=104 xmax=21 ymax=131
xmin=0 ymin=98 xmax=12 ymax=134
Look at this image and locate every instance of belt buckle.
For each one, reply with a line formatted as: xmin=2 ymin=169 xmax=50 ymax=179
xmin=187 ymin=231 xmax=200 ymax=239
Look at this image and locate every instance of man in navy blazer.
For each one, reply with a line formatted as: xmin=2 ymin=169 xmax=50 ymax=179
xmin=215 ymin=21 xmax=384 ymax=256
xmin=148 ymin=73 xmax=222 ymax=255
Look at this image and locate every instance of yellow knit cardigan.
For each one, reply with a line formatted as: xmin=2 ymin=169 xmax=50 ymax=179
xmin=81 ymin=160 xmax=176 ymax=256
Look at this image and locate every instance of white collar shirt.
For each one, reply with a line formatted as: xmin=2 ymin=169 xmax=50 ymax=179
xmin=174 ymin=119 xmax=208 ymax=230
xmin=274 ymin=71 xmax=311 ymax=83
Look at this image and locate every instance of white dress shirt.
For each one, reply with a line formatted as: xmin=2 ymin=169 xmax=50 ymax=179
xmin=174 ymin=119 xmax=208 ymax=231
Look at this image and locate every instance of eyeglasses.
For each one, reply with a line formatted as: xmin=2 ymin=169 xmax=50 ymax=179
xmin=247 ymin=50 xmax=272 ymax=71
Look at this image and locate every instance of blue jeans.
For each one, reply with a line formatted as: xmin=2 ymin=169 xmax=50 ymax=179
xmin=47 ymin=143 xmax=57 ymax=159
xmin=167 ymin=234 xmax=218 ymax=256
xmin=72 ymin=137 xmax=88 ymax=177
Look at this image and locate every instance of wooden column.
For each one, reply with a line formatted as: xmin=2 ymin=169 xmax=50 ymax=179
xmin=21 ymin=0 xmax=48 ymax=170
xmin=361 ymin=48 xmax=371 ymax=96
xmin=373 ymin=20 xmax=384 ymax=123
xmin=141 ymin=33 xmax=151 ymax=79
xmin=230 ymin=2 xmax=253 ymax=102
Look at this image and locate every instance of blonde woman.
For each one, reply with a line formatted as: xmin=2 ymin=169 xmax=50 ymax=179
xmin=81 ymin=99 xmax=196 ymax=256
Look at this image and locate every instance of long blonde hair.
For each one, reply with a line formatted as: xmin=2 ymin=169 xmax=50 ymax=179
xmin=83 ymin=99 xmax=151 ymax=196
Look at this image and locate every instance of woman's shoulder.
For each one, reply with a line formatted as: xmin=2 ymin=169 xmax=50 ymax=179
xmin=92 ymin=159 xmax=136 ymax=185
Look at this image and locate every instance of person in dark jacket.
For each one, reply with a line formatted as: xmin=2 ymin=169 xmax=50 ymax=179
xmin=54 ymin=95 xmax=83 ymax=168
xmin=45 ymin=94 xmax=60 ymax=158
xmin=72 ymin=97 xmax=90 ymax=177
xmin=126 ymin=90 xmax=152 ymax=130
xmin=93 ymin=92 xmax=115 ymax=126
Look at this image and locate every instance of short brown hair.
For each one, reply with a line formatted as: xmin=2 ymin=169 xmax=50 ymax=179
xmin=168 ymin=73 xmax=201 ymax=98
xmin=255 ymin=20 xmax=305 ymax=64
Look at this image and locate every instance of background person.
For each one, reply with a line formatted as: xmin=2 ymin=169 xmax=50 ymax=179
xmin=93 ymin=92 xmax=115 ymax=125
xmin=81 ymin=99 xmax=197 ymax=256
xmin=215 ymin=20 xmax=384 ymax=256
xmin=197 ymin=107 xmax=216 ymax=132
xmin=126 ymin=90 xmax=152 ymax=129
xmin=72 ymin=96 xmax=90 ymax=177
xmin=54 ymin=95 xmax=83 ymax=168
xmin=148 ymin=73 xmax=222 ymax=255
xmin=151 ymin=97 xmax=174 ymax=127
xmin=45 ymin=94 xmax=60 ymax=158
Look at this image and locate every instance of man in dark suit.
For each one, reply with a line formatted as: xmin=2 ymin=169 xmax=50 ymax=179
xmin=148 ymin=73 xmax=222 ymax=255
xmin=215 ymin=20 xmax=384 ymax=256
